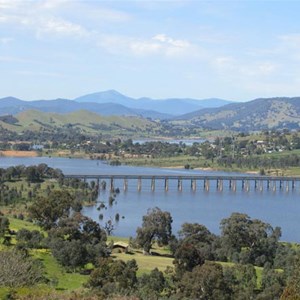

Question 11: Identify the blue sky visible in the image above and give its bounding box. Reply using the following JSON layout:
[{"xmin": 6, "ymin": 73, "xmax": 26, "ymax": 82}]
[{"xmin": 1, "ymin": 0, "xmax": 300, "ymax": 101}]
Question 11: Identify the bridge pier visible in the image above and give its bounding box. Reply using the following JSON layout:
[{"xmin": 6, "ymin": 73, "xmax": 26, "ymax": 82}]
[
  {"xmin": 165, "ymin": 178, "xmax": 169, "ymax": 191},
  {"xmin": 178, "ymin": 179, "xmax": 182, "ymax": 191},
  {"xmin": 280, "ymin": 180, "xmax": 283, "ymax": 190},
  {"xmin": 123, "ymin": 178, "xmax": 128, "ymax": 192},
  {"xmin": 204, "ymin": 179, "xmax": 210, "ymax": 191},
  {"xmin": 151, "ymin": 177, "xmax": 155, "ymax": 192},
  {"xmin": 138, "ymin": 177, "xmax": 142, "ymax": 192},
  {"xmin": 259, "ymin": 180, "xmax": 264, "ymax": 192},
  {"xmin": 286, "ymin": 181, "xmax": 289, "ymax": 192},
  {"xmin": 110, "ymin": 177, "xmax": 114, "ymax": 192},
  {"xmin": 245, "ymin": 180, "xmax": 249, "ymax": 192},
  {"xmin": 232, "ymin": 180, "xmax": 236, "ymax": 192},
  {"xmin": 273, "ymin": 181, "xmax": 276, "ymax": 192},
  {"xmin": 191, "ymin": 179, "xmax": 196, "ymax": 191},
  {"xmin": 216, "ymin": 179, "xmax": 223, "ymax": 191}
]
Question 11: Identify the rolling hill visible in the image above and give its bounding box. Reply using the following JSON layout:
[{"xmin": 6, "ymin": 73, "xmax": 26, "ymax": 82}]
[
  {"xmin": 0, "ymin": 97, "xmax": 170, "ymax": 119},
  {"xmin": 175, "ymin": 97, "xmax": 300, "ymax": 131},
  {"xmin": 0, "ymin": 110, "xmax": 162, "ymax": 137}
]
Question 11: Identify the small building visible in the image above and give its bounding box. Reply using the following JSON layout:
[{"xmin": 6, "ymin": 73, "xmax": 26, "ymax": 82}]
[{"xmin": 112, "ymin": 241, "xmax": 129, "ymax": 253}]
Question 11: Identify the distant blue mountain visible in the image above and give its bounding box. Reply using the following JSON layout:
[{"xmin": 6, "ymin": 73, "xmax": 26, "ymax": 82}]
[
  {"xmin": 75, "ymin": 90, "xmax": 232, "ymax": 115},
  {"xmin": 0, "ymin": 90, "xmax": 233, "ymax": 119}
]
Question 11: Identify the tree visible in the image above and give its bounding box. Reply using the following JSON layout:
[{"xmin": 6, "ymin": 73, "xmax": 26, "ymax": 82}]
[
  {"xmin": 173, "ymin": 223, "xmax": 216, "ymax": 276},
  {"xmin": 0, "ymin": 216, "xmax": 9, "ymax": 238},
  {"xmin": 16, "ymin": 229, "xmax": 44, "ymax": 249},
  {"xmin": 223, "ymin": 264, "xmax": 257, "ymax": 299},
  {"xmin": 178, "ymin": 262, "xmax": 232, "ymax": 300},
  {"xmin": 29, "ymin": 190, "xmax": 74, "ymax": 230},
  {"xmin": 220, "ymin": 213, "xmax": 281, "ymax": 265},
  {"xmin": 135, "ymin": 207, "xmax": 173, "ymax": 254},
  {"xmin": 50, "ymin": 239, "xmax": 88, "ymax": 271},
  {"xmin": 137, "ymin": 268, "xmax": 168, "ymax": 299},
  {"xmin": 48, "ymin": 214, "xmax": 109, "ymax": 268},
  {"xmin": 87, "ymin": 258, "xmax": 138, "ymax": 296},
  {"xmin": 0, "ymin": 249, "xmax": 44, "ymax": 287}
]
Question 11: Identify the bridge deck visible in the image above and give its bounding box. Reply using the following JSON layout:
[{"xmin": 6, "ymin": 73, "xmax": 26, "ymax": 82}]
[{"xmin": 64, "ymin": 174, "xmax": 300, "ymax": 181}]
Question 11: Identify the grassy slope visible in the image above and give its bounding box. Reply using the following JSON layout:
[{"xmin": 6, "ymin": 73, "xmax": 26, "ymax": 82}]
[{"xmin": 0, "ymin": 109, "xmax": 159, "ymax": 136}]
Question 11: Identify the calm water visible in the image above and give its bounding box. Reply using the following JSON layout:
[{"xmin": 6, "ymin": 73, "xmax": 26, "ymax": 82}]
[{"xmin": 0, "ymin": 156, "xmax": 299, "ymax": 242}]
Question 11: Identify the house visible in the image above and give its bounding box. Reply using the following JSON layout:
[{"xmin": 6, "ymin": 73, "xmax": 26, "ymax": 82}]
[{"xmin": 112, "ymin": 241, "xmax": 129, "ymax": 253}]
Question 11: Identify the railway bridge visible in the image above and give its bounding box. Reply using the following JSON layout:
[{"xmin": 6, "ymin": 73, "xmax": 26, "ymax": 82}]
[{"xmin": 64, "ymin": 174, "xmax": 300, "ymax": 193}]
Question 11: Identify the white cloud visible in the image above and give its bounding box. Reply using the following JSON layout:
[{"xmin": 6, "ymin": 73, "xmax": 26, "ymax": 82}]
[
  {"xmin": 99, "ymin": 33, "xmax": 195, "ymax": 58},
  {"xmin": 0, "ymin": 37, "xmax": 13, "ymax": 45},
  {"xmin": 279, "ymin": 33, "xmax": 300, "ymax": 47},
  {"xmin": 15, "ymin": 70, "xmax": 65, "ymax": 77},
  {"xmin": 36, "ymin": 18, "xmax": 89, "ymax": 38}
]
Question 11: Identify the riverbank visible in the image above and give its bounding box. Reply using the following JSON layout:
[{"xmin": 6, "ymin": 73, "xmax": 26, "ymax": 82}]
[
  {"xmin": 2, "ymin": 149, "xmax": 300, "ymax": 177},
  {"xmin": 0, "ymin": 150, "xmax": 39, "ymax": 157}
]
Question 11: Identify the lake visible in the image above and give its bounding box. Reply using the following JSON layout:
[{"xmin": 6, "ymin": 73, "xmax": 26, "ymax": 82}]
[{"xmin": 0, "ymin": 156, "xmax": 299, "ymax": 242}]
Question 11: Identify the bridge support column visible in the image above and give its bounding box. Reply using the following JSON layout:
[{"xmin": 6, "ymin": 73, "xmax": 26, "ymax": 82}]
[
  {"xmin": 259, "ymin": 180, "xmax": 263, "ymax": 192},
  {"xmin": 286, "ymin": 181, "xmax": 289, "ymax": 192},
  {"xmin": 273, "ymin": 181, "xmax": 276, "ymax": 192},
  {"xmin": 110, "ymin": 177, "xmax": 114, "ymax": 192},
  {"xmin": 267, "ymin": 180, "xmax": 270, "ymax": 190},
  {"xmin": 138, "ymin": 177, "xmax": 142, "ymax": 192},
  {"xmin": 280, "ymin": 180, "xmax": 283, "ymax": 190},
  {"xmin": 220, "ymin": 179, "xmax": 223, "ymax": 191},
  {"xmin": 232, "ymin": 180, "xmax": 236, "ymax": 192},
  {"xmin": 165, "ymin": 178, "xmax": 169, "ymax": 191},
  {"xmin": 229, "ymin": 180, "xmax": 232, "ymax": 189},
  {"xmin": 191, "ymin": 179, "xmax": 196, "ymax": 191},
  {"xmin": 123, "ymin": 178, "xmax": 128, "ymax": 192},
  {"xmin": 242, "ymin": 180, "xmax": 245, "ymax": 191},
  {"xmin": 245, "ymin": 180, "xmax": 249, "ymax": 192},
  {"xmin": 255, "ymin": 180, "xmax": 257, "ymax": 190},
  {"xmin": 178, "ymin": 179, "xmax": 182, "ymax": 192},
  {"xmin": 204, "ymin": 179, "xmax": 210, "ymax": 191},
  {"xmin": 151, "ymin": 177, "xmax": 155, "ymax": 192},
  {"xmin": 292, "ymin": 181, "xmax": 295, "ymax": 190}
]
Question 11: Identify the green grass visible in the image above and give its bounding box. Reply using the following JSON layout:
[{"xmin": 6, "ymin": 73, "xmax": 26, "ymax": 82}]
[
  {"xmin": 32, "ymin": 249, "xmax": 89, "ymax": 291},
  {"xmin": 112, "ymin": 251, "xmax": 174, "ymax": 275},
  {"xmin": 8, "ymin": 217, "xmax": 42, "ymax": 232}
]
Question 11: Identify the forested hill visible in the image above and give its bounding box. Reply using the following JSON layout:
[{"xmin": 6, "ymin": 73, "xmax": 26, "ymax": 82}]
[{"xmin": 174, "ymin": 97, "xmax": 300, "ymax": 131}]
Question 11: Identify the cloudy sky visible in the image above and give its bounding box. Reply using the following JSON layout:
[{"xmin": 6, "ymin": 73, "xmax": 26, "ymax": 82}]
[{"xmin": 0, "ymin": 0, "xmax": 300, "ymax": 101}]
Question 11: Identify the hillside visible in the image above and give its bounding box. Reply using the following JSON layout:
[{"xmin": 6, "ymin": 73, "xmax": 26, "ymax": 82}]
[
  {"xmin": 0, "ymin": 97, "xmax": 170, "ymax": 119},
  {"xmin": 175, "ymin": 97, "xmax": 300, "ymax": 131},
  {"xmin": 0, "ymin": 91, "xmax": 231, "ymax": 119},
  {"xmin": 0, "ymin": 110, "xmax": 162, "ymax": 137}
]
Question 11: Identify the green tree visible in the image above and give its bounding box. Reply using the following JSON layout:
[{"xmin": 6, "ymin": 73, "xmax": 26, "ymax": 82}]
[
  {"xmin": 135, "ymin": 207, "xmax": 173, "ymax": 254},
  {"xmin": 29, "ymin": 190, "xmax": 74, "ymax": 230},
  {"xmin": 137, "ymin": 268, "xmax": 168, "ymax": 300},
  {"xmin": 0, "ymin": 215, "xmax": 9, "ymax": 238},
  {"xmin": 87, "ymin": 258, "xmax": 138, "ymax": 296},
  {"xmin": 173, "ymin": 223, "xmax": 216, "ymax": 276},
  {"xmin": 220, "ymin": 213, "xmax": 281, "ymax": 265},
  {"xmin": 178, "ymin": 262, "xmax": 232, "ymax": 300}
]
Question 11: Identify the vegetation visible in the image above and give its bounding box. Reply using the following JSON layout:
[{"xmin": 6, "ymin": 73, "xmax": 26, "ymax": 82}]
[{"xmin": 1, "ymin": 187, "xmax": 299, "ymax": 300}]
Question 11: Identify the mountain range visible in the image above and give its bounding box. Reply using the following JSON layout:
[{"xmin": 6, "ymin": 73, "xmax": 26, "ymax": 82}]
[
  {"xmin": 0, "ymin": 90, "xmax": 232, "ymax": 118},
  {"xmin": 1, "ymin": 91, "xmax": 300, "ymax": 132},
  {"xmin": 175, "ymin": 97, "xmax": 300, "ymax": 131}
]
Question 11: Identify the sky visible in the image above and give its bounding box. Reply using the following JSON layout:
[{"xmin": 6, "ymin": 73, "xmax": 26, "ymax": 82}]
[{"xmin": 1, "ymin": 0, "xmax": 300, "ymax": 102}]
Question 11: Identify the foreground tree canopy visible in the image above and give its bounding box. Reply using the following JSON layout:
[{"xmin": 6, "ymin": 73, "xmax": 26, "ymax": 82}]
[{"xmin": 135, "ymin": 207, "xmax": 173, "ymax": 254}]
